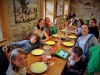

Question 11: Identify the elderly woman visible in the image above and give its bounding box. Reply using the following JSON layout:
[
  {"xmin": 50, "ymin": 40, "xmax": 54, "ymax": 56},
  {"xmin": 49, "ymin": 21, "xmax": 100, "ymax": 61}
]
[{"xmin": 74, "ymin": 25, "xmax": 100, "ymax": 62}]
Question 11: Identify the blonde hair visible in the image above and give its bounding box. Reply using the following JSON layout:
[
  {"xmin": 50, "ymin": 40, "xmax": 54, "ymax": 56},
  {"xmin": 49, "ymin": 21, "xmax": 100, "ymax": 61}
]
[{"xmin": 10, "ymin": 48, "xmax": 27, "ymax": 72}]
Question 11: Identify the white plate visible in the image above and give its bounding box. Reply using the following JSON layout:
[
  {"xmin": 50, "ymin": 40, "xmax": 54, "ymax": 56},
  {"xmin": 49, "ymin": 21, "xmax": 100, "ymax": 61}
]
[
  {"xmin": 43, "ymin": 45, "xmax": 51, "ymax": 50},
  {"xmin": 68, "ymin": 35, "xmax": 77, "ymax": 39},
  {"xmin": 62, "ymin": 42, "xmax": 74, "ymax": 46},
  {"xmin": 30, "ymin": 62, "xmax": 47, "ymax": 73},
  {"xmin": 52, "ymin": 34, "xmax": 58, "ymax": 37},
  {"xmin": 31, "ymin": 49, "xmax": 44, "ymax": 55},
  {"xmin": 45, "ymin": 41, "xmax": 55, "ymax": 45},
  {"xmin": 61, "ymin": 30, "xmax": 66, "ymax": 32}
]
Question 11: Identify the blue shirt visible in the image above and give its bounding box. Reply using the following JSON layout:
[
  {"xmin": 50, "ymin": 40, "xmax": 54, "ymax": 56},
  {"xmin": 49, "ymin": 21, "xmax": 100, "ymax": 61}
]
[{"xmin": 8, "ymin": 40, "xmax": 43, "ymax": 54}]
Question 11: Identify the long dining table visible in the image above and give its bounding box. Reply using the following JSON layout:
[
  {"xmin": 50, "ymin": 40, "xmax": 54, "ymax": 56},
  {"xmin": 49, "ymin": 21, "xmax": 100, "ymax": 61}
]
[{"xmin": 26, "ymin": 32, "xmax": 76, "ymax": 75}]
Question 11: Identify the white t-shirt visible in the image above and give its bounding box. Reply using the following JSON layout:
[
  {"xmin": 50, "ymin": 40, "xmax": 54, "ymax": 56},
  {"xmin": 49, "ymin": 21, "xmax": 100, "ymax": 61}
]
[
  {"xmin": 6, "ymin": 64, "xmax": 26, "ymax": 75},
  {"xmin": 79, "ymin": 34, "xmax": 91, "ymax": 52},
  {"xmin": 33, "ymin": 27, "xmax": 45, "ymax": 39},
  {"xmin": 74, "ymin": 27, "xmax": 81, "ymax": 35}
]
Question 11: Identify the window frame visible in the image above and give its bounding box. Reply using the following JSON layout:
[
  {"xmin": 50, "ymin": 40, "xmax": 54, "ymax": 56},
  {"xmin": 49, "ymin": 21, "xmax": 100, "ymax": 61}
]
[
  {"xmin": 0, "ymin": 0, "xmax": 10, "ymax": 42},
  {"xmin": 40, "ymin": 0, "xmax": 56, "ymax": 23}
]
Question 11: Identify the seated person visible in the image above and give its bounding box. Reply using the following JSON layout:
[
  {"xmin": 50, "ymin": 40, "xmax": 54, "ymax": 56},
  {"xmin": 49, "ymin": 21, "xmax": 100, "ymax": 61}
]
[
  {"xmin": 69, "ymin": 17, "xmax": 77, "ymax": 26},
  {"xmin": 88, "ymin": 46, "xmax": 100, "ymax": 75},
  {"xmin": 63, "ymin": 46, "xmax": 86, "ymax": 75},
  {"xmin": 53, "ymin": 18, "xmax": 60, "ymax": 32},
  {"xmin": 88, "ymin": 18, "xmax": 99, "ymax": 39},
  {"xmin": 66, "ymin": 12, "xmax": 76, "ymax": 21},
  {"xmin": 6, "ymin": 48, "xmax": 27, "ymax": 75},
  {"xmin": 86, "ymin": 13, "xmax": 94, "ymax": 22},
  {"xmin": 33, "ymin": 19, "xmax": 49, "ymax": 42},
  {"xmin": 44, "ymin": 17, "xmax": 56, "ymax": 37},
  {"xmin": 64, "ymin": 21, "xmax": 70, "ymax": 30},
  {"xmin": 74, "ymin": 19, "xmax": 83, "ymax": 36},
  {"xmin": 69, "ymin": 17, "xmax": 77, "ymax": 29},
  {"xmin": 65, "ymin": 21, "xmax": 70, "ymax": 27},
  {"xmin": 84, "ymin": 13, "xmax": 94, "ymax": 24},
  {"xmin": 3, "ymin": 34, "xmax": 44, "ymax": 54},
  {"xmin": 74, "ymin": 25, "xmax": 100, "ymax": 62}
]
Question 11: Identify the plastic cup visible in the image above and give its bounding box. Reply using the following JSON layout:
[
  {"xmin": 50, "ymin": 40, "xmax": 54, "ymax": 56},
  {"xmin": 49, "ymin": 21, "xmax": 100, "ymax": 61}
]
[{"xmin": 38, "ymin": 56, "xmax": 43, "ymax": 62}]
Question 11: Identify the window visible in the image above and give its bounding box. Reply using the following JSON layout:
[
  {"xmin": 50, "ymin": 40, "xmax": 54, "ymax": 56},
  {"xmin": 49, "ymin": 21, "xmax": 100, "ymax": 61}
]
[
  {"xmin": 40, "ymin": 0, "xmax": 56, "ymax": 23},
  {"xmin": 63, "ymin": 1, "xmax": 70, "ymax": 19},
  {"xmin": 0, "ymin": 0, "xmax": 10, "ymax": 42}
]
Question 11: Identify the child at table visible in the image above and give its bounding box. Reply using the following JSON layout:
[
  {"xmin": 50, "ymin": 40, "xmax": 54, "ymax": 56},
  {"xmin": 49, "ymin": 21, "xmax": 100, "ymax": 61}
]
[
  {"xmin": 63, "ymin": 46, "xmax": 86, "ymax": 75},
  {"xmin": 3, "ymin": 34, "xmax": 44, "ymax": 54},
  {"xmin": 6, "ymin": 48, "xmax": 27, "ymax": 75}
]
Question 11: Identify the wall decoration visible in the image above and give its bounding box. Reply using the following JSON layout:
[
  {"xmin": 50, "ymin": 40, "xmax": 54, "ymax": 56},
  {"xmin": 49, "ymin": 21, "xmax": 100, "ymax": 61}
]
[
  {"xmin": 13, "ymin": 0, "xmax": 37, "ymax": 23},
  {"xmin": 77, "ymin": 0, "xmax": 96, "ymax": 8},
  {"xmin": 56, "ymin": 2, "xmax": 63, "ymax": 16}
]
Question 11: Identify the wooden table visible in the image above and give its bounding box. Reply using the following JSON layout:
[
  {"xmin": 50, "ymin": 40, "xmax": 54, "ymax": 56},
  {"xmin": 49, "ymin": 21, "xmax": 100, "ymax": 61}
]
[{"xmin": 26, "ymin": 33, "xmax": 76, "ymax": 75}]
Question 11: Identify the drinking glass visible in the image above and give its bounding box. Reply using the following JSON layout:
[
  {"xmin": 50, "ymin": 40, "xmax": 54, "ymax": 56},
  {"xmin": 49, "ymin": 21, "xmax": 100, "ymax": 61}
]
[{"xmin": 58, "ymin": 32, "xmax": 61, "ymax": 44}]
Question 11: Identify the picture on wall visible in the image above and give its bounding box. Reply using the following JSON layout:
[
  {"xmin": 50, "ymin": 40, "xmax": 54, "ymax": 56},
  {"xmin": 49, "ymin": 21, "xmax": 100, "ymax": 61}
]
[
  {"xmin": 77, "ymin": 0, "xmax": 96, "ymax": 8},
  {"xmin": 13, "ymin": 0, "xmax": 37, "ymax": 23},
  {"xmin": 56, "ymin": 2, "xmax": 63, "ymax": 16}
]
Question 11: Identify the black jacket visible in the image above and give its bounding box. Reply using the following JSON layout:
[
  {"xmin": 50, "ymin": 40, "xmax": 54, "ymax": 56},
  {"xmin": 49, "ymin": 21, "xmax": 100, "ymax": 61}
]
[
  {"xmin": 63, "ymin": 59, "xmax": 86, "ymax": 75},
  {"xmin": 89, "ymin": 26, "xmax": 99, "ymax": 39},
  {"xmin": 0, "ymin": 46, "xmax": 9, "ymax": 75}
]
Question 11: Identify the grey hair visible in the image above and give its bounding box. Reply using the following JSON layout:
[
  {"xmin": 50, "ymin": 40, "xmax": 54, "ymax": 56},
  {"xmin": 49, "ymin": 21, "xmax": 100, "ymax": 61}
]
[
  {"xmin": 54, "ymin": 18, "xmax": 60, "ymax": 24},
  {"xmin": 44, "ymin": 17, "xmax": 49, "ymax": 20}
]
